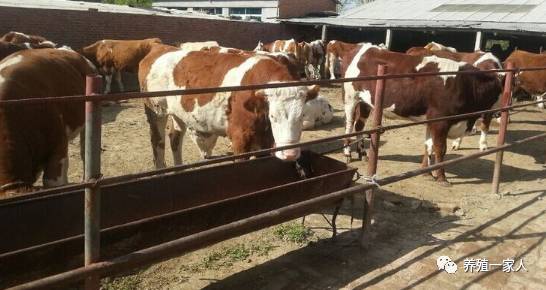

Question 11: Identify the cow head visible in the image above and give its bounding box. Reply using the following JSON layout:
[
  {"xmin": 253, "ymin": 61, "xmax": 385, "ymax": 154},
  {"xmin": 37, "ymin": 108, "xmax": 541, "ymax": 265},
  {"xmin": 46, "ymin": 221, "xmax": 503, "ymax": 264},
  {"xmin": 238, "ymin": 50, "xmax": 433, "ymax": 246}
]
[
  {"xmin": 254, "ymin": 85, "xmax": 320, "ymax": 161},
  {"xmin": 254, "ymin": 41, "xmax": 264, "ymax": 51}
]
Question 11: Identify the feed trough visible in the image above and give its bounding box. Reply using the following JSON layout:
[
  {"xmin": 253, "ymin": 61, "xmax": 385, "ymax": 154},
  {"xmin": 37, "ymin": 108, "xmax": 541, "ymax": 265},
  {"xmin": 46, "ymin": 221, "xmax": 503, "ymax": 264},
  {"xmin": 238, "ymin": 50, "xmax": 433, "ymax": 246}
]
[{"xmin": 0, "ymin": 151, "xmax": 357, "ymax": 287}]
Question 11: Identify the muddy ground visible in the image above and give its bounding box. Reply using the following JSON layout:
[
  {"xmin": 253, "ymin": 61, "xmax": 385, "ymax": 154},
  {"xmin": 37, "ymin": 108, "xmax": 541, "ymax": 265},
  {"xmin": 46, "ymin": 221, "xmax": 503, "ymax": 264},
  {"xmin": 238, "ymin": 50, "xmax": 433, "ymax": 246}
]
[{"xmin": 64, "ymin": 86, "xmax": 545, "ymax": 290}]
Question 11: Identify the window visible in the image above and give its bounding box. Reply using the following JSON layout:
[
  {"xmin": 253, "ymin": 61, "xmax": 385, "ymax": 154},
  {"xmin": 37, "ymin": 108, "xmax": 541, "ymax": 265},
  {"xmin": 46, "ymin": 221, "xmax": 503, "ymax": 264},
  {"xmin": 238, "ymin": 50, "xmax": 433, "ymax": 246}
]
[
  {"xmin": 229, "ymin": 7, "xmax": 262, "ymax": 15},
  {"xmin": 194, "ymin": 7, "xmax": 223, "ymax": 15}
]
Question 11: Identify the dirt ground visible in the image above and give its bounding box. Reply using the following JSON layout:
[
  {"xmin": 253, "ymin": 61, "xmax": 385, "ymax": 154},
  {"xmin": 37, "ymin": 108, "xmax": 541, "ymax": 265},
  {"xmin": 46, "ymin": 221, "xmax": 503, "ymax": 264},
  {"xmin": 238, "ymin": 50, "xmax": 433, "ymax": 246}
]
[{"xmin": 65, "ymin": 86, "xmax": 546, "ymax": 290}]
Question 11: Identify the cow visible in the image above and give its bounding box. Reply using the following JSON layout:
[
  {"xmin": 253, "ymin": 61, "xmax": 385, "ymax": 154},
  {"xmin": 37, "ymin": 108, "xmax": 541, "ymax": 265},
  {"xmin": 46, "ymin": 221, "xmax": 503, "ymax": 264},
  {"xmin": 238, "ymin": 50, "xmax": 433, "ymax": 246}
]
[
  {"xmin": 179, "ymin": 41, "xmax": 220, "ymax": 51},
  {"xmin": 424, "ymin": 41, "xmax": 458, "ymax": 53},
  {"xmin": 0, "ymin": 48, "xmax": 97, "ymax": 197},
  {"xmin": 505, "ymin": 50, "xmax": 546, "ymax": 109},
  {"xmin": 81, "ymin": 38, "xmax": 162, "ymax": 94},
  {"xmin": 343, "ymin": 44, "xmax": 502, "ymax": 185},
  {"xmin": 0, "ymin": 31, "xmax": 56, "ymax": 49},
  {"xmin": 255, "ymin": 39, "xmax": 305, "ymax": 69},
  {"xmin": 325, "ymin": 40, "xmax": 361, "ymax": 80},
  {"xmin": 300, "ymin": 40, "xmax": 326, "ymax": 80},
  {"xmin": 0, "ymin": 41, "xmax": 27, "ymax": 60},
  {"xmin": 139, "ymin": 44, "xmax": 320, "ymax": 169},
  {"xmin": 302, "ymin": 95, "xmax": 334, "ymax": 130},
  {"xmin": 406, "ymin": 47, "xmax": 504, "ymax": 151}
]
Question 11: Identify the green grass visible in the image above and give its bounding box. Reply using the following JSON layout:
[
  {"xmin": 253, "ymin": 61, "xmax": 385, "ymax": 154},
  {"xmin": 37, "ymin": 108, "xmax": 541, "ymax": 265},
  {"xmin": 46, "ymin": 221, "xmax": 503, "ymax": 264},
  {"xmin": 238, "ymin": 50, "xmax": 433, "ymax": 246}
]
[
  {"xmin": 274, "ymin": 222, "xmax": 313, "ymax": 244},
  {"xmin": 182, "ymin": 242, "xmax": 276, "ymax": 272}
]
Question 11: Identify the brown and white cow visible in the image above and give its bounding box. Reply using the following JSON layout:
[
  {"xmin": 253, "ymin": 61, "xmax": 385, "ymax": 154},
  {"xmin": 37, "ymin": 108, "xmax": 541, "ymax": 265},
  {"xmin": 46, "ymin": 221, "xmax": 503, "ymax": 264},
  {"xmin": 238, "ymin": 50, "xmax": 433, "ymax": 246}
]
[
  {"xmin": 325, "ymin": 40, "xmax": 361, "ymax": 80},
  {"xmin": 81, "ymin": 38, "xmax": 161, "ymax": 93},
  {"xmin": 343, "ymin": 44, "xmax": 502, "ymax": 185},
  {"xmin": 300, "ymin": 40, "xmax": 326, "ymax": 80},
  {"xmin": 255, "ymin": 39, "xmax": 305, "ymax": 67},
  {"xmin": 179, "ymin": 41, "xmax": 220, "ymax": 51},
  {"xmin": 406, "ymin": 47, "xmax": 504, "ymax": 151},
  {"xmin": 140, "ymin": 44, "xmax": 319, "ymax": 169},
  {"xmin": 424, "ymin": 41, "xmax": 457, "ymax": 53},
  {"xmin": 0, "ymin": 31, "xmax": 57, "ymax": 49},
  {"xmin": 505, "ymin": 50, "xmax": 546, "ymax": 109},
  {"xmin": 0, "ymin": 41, "xmax": 26, "ymax": 60},
  {"xmin": 0, "ymin": 48, "xmax": 96, "ymax": 196}
]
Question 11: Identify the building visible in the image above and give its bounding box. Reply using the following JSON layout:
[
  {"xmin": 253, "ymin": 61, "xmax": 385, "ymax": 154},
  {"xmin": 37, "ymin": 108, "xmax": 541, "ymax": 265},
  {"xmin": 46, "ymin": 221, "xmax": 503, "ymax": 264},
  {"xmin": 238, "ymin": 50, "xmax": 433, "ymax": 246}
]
[
  {"xmin": 153, "ymin": 0, "xmax": 338, "ymax": 21},
  {"xmin": 284, "ymin": 0, "xmax": 546, "ymax": 59}
]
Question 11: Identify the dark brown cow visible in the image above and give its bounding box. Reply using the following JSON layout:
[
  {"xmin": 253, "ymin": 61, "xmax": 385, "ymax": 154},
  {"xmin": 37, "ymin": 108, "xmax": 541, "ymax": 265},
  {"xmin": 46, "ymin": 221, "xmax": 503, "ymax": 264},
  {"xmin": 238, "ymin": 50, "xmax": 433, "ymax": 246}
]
[
  {"xmin": 139, "ymin": 44, "xmax": 319, "ymax": 169},
  {"xmin": 343, "ymin": 44, "xmax": 502, "ymax": 185},
  {"xmin": 505, "ymin": 50, "xmax": 546, "ymax": 109},
  {"xmin": 0, "ymin": 31, "xmax": 56, "ymax": 48},
  {"xmin": 406, "ymin": 46, "xmax": 504, "ymax": 151},
  {"xmin": 325, "ymin": 40, "xmax": 361, "ymax": 80},
  {"xmin": 0, "ymin": 41, "xmax": 26, "ymax": 60},
  {"xmin": 81, "ymin": 38, "xmax": 161, "ymax": 93},
  {"xmin": 0, "ymin": 48, "xmax": 97, "ymax": 197}
]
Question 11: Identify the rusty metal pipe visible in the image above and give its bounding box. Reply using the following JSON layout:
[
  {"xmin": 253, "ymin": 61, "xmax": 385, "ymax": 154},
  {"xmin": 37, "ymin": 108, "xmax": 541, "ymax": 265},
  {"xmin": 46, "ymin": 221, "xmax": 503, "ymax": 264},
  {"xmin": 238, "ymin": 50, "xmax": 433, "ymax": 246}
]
[
  {"xmin": 84, "ymin": 75, "xmax": 103, "ymax": 290},
  {"xmin": 362, "ymin": 64, "xmax": 386, "ymax": 245},
  {"xmin": 1, "ymin": 97, "xmax": 544, "ymax": 205},
  {"xmin": 491, "ymin": 62, "xmax": 514, "ymax": 195},
  {"xmin": 8, "ymin": 132, "xmax": 546, "ymax": 290},
  {"xmin": 1, "ymin": 66, "xmax": 546, "ymax": 106}
]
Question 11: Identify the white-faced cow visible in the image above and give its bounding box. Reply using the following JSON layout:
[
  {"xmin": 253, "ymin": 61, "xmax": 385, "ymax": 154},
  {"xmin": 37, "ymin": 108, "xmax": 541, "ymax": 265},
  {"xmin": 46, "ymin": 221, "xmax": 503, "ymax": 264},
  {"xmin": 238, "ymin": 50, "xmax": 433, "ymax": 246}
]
[
  {"xmin": 302, "ymin": 95, "xmax": 334, "ymax": 130},
  {"xmin": 139, "ymin": 44, "xmax": 319, "ymax": 168},
  {"xmin": 343, "ymin": 44, "xmax": 502, "ymax": 185},
  {"xmin": 505, "ymin": 50, "xmax": 546, "ymax": 109},
  {"xmin": 81, "ymin": 38, "xmax": 161, "ymax": 93},
  {"xmin": 325, "ymin": 40, "xmax": 361, "ymax": 80},
  {"xmin": 406, "ymin": 46, "xmax": 504, "ymax": 151},
  {"xmin": 0, "ymin": 31, "xmax": 57, "ymax": 49},
  {"xmin": 0, "ymin": 48, "xmax": 96, "ymax": 197}
]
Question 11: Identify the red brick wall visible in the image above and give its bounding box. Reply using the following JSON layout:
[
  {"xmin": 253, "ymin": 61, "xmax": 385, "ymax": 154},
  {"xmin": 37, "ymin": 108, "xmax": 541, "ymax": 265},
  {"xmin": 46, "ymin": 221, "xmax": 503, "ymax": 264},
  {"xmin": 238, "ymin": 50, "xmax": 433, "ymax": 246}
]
[
  {"xmin": 0, "ymin": 6, "xmax": 306, "ymax": 50},
  {"xmin": 278, "ymin": 0, "xmax": 337, "ymax": 19}
]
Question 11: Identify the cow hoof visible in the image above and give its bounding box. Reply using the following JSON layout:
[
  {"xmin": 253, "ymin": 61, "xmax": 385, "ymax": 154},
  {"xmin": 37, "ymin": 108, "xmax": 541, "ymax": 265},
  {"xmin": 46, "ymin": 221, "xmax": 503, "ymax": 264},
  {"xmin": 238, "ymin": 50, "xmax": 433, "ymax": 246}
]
[
  {"xmin": 438, "ymin": 180, "xmax": 452, "ymax": 187},
  {"xmin": 479, "ymin": 145, "xmax": 488, "ymax": 152},
  {"xmin": 451, "ymin": 145, "xmax": 460, "ymax": 151}
]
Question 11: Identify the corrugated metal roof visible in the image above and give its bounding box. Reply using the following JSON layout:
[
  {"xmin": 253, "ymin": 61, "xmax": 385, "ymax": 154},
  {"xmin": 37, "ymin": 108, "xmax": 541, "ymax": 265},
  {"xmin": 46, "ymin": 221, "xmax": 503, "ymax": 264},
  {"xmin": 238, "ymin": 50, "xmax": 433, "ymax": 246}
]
[
  {"xmin": 283, "ymin": 0, "xmax": 546, "ymax": 34},
  {"xmin": 0, "ymin": 0, "xmax": 224, "ymax": 19}
]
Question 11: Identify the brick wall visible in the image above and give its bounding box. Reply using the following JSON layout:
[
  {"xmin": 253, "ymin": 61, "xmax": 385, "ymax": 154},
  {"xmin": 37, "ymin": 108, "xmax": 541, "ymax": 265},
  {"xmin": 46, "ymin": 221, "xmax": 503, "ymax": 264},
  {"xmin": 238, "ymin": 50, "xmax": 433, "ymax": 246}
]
[
  {"xmin": 0, "ymin": 6, "xmax": 307, "ymax": 50},
  {"xmin": 278, "ymin": 0, "xmax": 337, "ymax": 19}
]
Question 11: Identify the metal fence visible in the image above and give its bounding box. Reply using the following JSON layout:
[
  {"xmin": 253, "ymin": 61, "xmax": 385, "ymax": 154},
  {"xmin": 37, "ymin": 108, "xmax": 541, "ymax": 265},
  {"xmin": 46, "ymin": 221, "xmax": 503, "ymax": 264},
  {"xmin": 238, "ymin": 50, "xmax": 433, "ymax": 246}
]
[{"xmin": 2, "ymin": 63, "xmax": 546, "ymax": 290}]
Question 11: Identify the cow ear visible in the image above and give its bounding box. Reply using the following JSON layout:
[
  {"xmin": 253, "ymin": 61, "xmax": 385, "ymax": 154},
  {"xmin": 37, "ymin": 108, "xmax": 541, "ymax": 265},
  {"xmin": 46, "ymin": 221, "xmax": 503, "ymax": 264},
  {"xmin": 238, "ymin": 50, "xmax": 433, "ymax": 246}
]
[
  {"xmin": 306, "ymin": 85, "xmax": 320, "ymax": 102},
  {"xmin": 245, "ymin": 92, "xmax": 267, "ymax": 115}
]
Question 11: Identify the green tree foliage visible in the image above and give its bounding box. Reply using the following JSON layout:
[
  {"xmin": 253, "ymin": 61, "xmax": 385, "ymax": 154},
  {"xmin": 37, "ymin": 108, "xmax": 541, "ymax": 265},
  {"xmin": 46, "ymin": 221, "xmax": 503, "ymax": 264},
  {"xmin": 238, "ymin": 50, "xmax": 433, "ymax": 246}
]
[{"xmin": 102, "ymin": 0, "xmax": 152, "ymax": 8}]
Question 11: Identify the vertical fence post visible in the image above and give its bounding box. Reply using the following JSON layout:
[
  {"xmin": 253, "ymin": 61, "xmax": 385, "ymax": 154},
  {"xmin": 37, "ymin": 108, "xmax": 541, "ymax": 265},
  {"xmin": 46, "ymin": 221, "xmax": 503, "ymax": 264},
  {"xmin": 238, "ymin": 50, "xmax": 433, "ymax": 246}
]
[
  {"xmin": 384, "ymin": 29, "xmax": 392, "ymax": 49},
  {"xmin": 84, "ymin": 75, "xmax": 103, "ymax": 290},
  {"xmin": 474, "ymin": 31, "xmax": 483, "ymax": 51},
  {"xmin": 491, "ymin": 62, "xmax": 513, "ymax": 195},
  {"xmin": 361, "ymin": 64, "xmax": 386, "ymax": 247}
]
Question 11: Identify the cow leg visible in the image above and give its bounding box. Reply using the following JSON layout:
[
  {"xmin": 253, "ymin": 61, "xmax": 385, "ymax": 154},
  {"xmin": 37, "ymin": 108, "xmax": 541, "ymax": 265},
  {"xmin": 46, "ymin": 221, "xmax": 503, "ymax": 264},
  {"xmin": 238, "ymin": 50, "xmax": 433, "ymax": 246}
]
[
  {"xmin": 43, "ymin": 141, "xmax": 69, "ymax": 188},
  {"xmin": 115, "ymin": 70, "xmax": 125, "ymax": 93},
  {"xmin": 104, "ymin": 73, "xmax": 113, "ymax": 94},
  {"xmin": 421, "ymin": 126, "xmax": 435, "ymax": 180},
  {"xmin": 189, "ymin": 129, "xmax": 218, "ymax": 159},
  {"xmin": 430, "ymin": 123, "xmax": 450, "ymax": 186},
  {"xmin": 479, "ymin": 113, "xmax": 493, "ymax": 151},
  {"xmin": 144, "ymin": 105, "xmax": 168, "ymax": 169},
  {"xmin": 537, "ymin": 93, "xmax": 545, "ymax": 109},
  {"xmin": 343, "ymin": 100, "xmax": 358, "ymax": 162},
  {"xmin": 168, "ymin": 117, "xmax": 186, "ymax": 166},
  {"xmin": 328, "ymin": 53, "xmax": 336, "ymax": 80},
  {"xmin": 451, "ymin": 137, "xmax": 462, "ymax": 150},
  {"xmin": 355, "ymin": 103, "xmax": 371, "ymax": 161}
]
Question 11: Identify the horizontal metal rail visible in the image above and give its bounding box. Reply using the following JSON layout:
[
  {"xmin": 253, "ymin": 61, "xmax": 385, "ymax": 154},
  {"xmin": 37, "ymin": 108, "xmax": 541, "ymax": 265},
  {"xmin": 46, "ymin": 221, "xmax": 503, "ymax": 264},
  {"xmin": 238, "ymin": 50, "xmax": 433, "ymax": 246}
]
[
  {"xmin": 8, "ymin": 131, "xmax": 546, "ymax": 290},
  {"xmin": 0, "ymin": 66, "xmax": 545, "ymax": 105},
  {"xmin": 1, "ymin": 98, "xmax": 544, "ymax": 206}
]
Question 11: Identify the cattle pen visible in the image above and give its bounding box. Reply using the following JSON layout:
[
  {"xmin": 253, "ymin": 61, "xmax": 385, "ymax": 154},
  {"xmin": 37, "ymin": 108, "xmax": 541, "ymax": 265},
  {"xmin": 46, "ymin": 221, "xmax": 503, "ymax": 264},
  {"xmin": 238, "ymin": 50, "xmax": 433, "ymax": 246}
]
[{"xmin": 1, "ymin": 64, "xmax": 545, "ymax": 290}]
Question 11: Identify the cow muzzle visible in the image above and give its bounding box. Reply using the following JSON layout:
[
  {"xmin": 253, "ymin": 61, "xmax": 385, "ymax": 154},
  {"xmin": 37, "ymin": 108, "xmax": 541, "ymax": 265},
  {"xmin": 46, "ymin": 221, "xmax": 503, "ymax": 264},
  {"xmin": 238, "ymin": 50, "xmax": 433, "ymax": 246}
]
[{"xmin": 274, "ymin": 143, "xmax": 301, "ymax": 161}]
